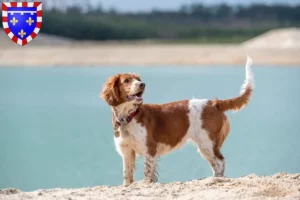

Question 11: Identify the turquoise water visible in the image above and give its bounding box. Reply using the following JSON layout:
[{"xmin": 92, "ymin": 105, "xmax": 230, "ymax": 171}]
[{"xmin": 0, "ymin": 66, "xmax": 300, "ymax": 192}]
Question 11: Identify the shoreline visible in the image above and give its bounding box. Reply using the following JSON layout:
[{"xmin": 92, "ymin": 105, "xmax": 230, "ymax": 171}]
[
  {"xmin": 1, "ymin": 44, "xmax": 300, "ymax": 67},
  {"xmin": 1, "ymin": 173, "xmax": 300, "ymax": 200}
]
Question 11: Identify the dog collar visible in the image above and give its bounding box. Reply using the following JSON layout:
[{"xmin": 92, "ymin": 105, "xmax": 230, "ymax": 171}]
[{"xmin": 115, "ymin": 109, "xmax": 139, "ymax": 127}]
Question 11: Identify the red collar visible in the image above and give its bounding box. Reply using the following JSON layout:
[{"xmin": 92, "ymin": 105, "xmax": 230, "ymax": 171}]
[{"xmin": 115, "ymin": 109, "xmax": 139, "ymax": 127}]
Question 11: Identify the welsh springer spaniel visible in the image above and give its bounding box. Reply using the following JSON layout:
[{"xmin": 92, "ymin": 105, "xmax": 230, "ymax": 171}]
[{"xmin": 101, "ymin": 57, "xmax": 254, "ymax": 186}]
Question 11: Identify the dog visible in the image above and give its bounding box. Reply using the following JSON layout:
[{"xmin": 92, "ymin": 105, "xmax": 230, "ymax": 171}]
[{"xmin": 100, "ymin": 56, "xmax": 254, "ymax": 186}]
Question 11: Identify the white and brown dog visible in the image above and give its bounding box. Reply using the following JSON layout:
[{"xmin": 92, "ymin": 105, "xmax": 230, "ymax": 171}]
[{"xmin": 101, "ymin": 57, "xmax": 254, "ymax": 186}]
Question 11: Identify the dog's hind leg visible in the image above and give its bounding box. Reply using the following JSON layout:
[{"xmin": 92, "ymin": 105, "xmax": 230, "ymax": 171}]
[
  {"xmin": 192, "ymin": 130, "xmax": 226, "ymax": 177},
  {"xmin": 210, "ymin": 148, "xmax": 226, "ymax": 177}
]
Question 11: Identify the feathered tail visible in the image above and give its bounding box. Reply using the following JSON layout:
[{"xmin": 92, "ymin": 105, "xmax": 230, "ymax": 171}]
[{"xmin": 213, "ymin": 56, "xmax": 254, "ymax": 112}]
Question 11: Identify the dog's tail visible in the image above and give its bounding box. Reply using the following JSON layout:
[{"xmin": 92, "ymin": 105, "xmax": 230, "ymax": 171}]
[{"xmin": 213, "ymin": 56, "xmax": 254, "ymax": 112}]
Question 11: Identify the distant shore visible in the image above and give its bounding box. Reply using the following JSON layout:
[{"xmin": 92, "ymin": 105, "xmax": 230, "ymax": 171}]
[
  {"xmin": 1, "ymin": 43, "xmax": 300, "ymax": 67},
  {"xmin": 1, "ymin": 28, "xmax": 300, "ymax": 67},
  {"xmin": 1, "ymin": 173, "xmax": 300, "ymax": 200}
]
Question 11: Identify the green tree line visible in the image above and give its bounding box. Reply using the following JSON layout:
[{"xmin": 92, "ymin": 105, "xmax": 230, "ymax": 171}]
[{"xmin": 4, "ymin": 3, "xmax": 300, "ymax": 43}]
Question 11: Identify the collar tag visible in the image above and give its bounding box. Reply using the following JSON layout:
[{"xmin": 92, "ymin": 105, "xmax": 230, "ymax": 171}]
[{"xmin": 115, "ymin": 109, "xmax": 138, "ymax": 127}]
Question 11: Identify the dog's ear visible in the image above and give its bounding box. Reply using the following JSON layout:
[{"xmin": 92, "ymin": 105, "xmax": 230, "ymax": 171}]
[{"xmin": 101, "ymin": 74, "xmax": 121, "ymax": 106}]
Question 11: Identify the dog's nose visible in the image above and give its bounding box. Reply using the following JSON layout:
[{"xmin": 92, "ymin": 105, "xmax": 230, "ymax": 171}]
[{"xmin": 139, "ymin": 82, "xmax": 145, "ymax": 89}]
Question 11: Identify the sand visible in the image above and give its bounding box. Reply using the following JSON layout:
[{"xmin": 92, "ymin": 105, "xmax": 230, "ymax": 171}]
[
  {"xmin": 242, "ymin": 28, "xmax": 300, "ymax": 49},
  {"xmin": 1, "ymin": 173, "xmax": 300, "ymax": 200},
  {"xmin": 1, "ymin": 28, "xmax": 300, "ymax": 66},
  {"xmin": 1, "ymin": 44, "xmax": 300, "ymax": 66}
]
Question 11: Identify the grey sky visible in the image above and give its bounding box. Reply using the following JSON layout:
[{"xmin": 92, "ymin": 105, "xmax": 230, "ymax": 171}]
[
  {"xmin": 95, "ymin": 0, "xmax": 299, "ymax": 12},
  {"xmin": 45, "ymin": 0, "xmax": 300, "ymax": 11}
]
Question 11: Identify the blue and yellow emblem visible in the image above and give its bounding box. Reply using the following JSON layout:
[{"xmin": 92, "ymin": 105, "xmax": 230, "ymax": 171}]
[{"xmin": 2, "ymin": 2, "xmax": 42, "ymax": 46}]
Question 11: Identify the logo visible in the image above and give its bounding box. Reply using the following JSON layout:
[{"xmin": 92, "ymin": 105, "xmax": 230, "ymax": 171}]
[{"xmin": 2, "ymin": 2, "xmax": 42, "ymax": 46}]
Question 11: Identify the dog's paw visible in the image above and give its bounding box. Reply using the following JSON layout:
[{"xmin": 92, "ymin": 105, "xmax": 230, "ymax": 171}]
[
  {"xmin": 213, "ymin": 173, "xmax": 225, "ymax": 178},
  {"xmin": 142, "ymin": 178, "xmax": 156, "ymax": 185},
  {"xmin": 123, "ymin": 182, "xmax": 131, "ymax": 187},
  {"xmin": 123, "ymin": 180, "xmax": 133, "ymax": 187}
]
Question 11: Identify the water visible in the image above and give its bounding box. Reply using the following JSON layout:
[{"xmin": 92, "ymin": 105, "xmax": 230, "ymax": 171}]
[{"xmin": 0, "ymin": 66, "xmax": 300, "ymax": 192}]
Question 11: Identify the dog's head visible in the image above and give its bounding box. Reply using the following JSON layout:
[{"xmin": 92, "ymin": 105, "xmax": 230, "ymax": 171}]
[{"xmin": 101, "ymin": 73, "xmax": 145, "ymax": 107}]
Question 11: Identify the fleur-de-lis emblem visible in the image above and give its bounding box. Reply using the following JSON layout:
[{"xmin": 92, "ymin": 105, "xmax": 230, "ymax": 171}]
[
  {"xmin": 18, "ymin": 29, "xmax": 26, "ymax": 38},
  {"xmin": 26, "ymin": 17, "xmax": 34, "ymax": 26},
  {"xmin": 10, "ymin": 17, "xmax": 18, "ymax": 26}
]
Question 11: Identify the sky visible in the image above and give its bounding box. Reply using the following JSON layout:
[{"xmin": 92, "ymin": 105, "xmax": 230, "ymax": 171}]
[
  {"xmin": 45, "ymin": 0, "xmax": 300, "ymax": 12},
  {"xmin": 95, "ymin": 0, "xmax": 300, "ymax": 12}
]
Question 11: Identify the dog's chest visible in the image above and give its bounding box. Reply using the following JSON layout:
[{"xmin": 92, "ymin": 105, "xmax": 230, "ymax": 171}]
[{"xmin": 114, "ymin": 119, "xmax": 147, "ymax": 155}]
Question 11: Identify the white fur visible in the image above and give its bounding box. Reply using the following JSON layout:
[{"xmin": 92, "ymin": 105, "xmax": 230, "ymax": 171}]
[
  {"xmin": 186, "ymin": 99, "xmax": 215, "ymax": 161},
  {"xmin": 186, "ymin": 99, "xmax": 209, "ymax": 140},
  {"xmin": 130, "ymin": 79, "xmax": 142, "ymax": 94},
  {"xmin": 113, "ymin": 101, "xmax": 137, "ymax": 121},
  {"xmin": 186, "ymin": 99, "xmax": 225, "ymax": 176},
  {"xmin": 240, "ymin": 55, "xmax": 254, "ymax": 94},
  {"xmin": 114, "ymin": 118, "xmax": 147, "ymax": 156}
]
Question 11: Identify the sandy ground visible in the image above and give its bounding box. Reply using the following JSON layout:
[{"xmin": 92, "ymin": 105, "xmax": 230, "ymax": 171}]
[
  {"xmin": 1, "ymin": 28, "xmax": 300, "ymax": 67},
  {"xmin": 1, "ymin": 44, "xmax": 300, "ymax": 66},
  {"xmin": 1, "ymin": 173, "xmax": 300, "ymax": 200},
  {"xmin": 243, "ymin": 28, "xmax": 300, "ymax": 49}
]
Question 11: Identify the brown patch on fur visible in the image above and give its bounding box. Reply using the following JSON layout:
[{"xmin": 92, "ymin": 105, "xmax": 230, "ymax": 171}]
[
  {"xmin": 212, "ymin": 85, "xmax": 253, "ymax": 112},
  {"xmin": 202, "ymin": 79, "xmax": 252, "ymax": 160},
  {"xmin": 101, "ymin": 74, "xmax": 121, "ymax": 106},
  {"xmin": 135, "ymin": 100, "xmax": 190, "ymax": 156},
  {"xmin": 201, "ymin": 100, "xmax": 230, "ymax": 160}
]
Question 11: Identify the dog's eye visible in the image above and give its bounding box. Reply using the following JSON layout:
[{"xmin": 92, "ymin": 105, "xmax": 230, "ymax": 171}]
[{"xmin": 124, "ymin": 79, "xmax": 129, "ymax": 83}]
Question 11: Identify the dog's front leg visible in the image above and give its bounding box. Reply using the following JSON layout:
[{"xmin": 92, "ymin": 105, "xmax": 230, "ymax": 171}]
[
  {"xmin": 144, "ymin": 154, "xmax": 157, "ymax": 183},
  {"xmin": 120, "ymin": 146, "xmax": 136, "ymax": 186}
]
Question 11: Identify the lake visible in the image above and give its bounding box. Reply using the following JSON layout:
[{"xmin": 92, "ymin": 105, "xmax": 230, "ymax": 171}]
[{"xmin": 0, "ymin": 66, "xmax": 299, "ymax": 192}]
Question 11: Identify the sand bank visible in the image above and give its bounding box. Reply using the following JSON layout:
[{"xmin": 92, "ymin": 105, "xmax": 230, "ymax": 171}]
[
  {"xmin": 1, "ymin": 173, "xmax": 300, "ymax": 200},
  {"xmin": 1, "ymin": 28, "xmax": 300, "ymax": 66},
  {"xmin": 242, "ymin": 28, "xmax": 300, "ymax": 49},
  {"xmin": 1, "ymin": 44, "xmax": 300, "ymax": 67}
]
